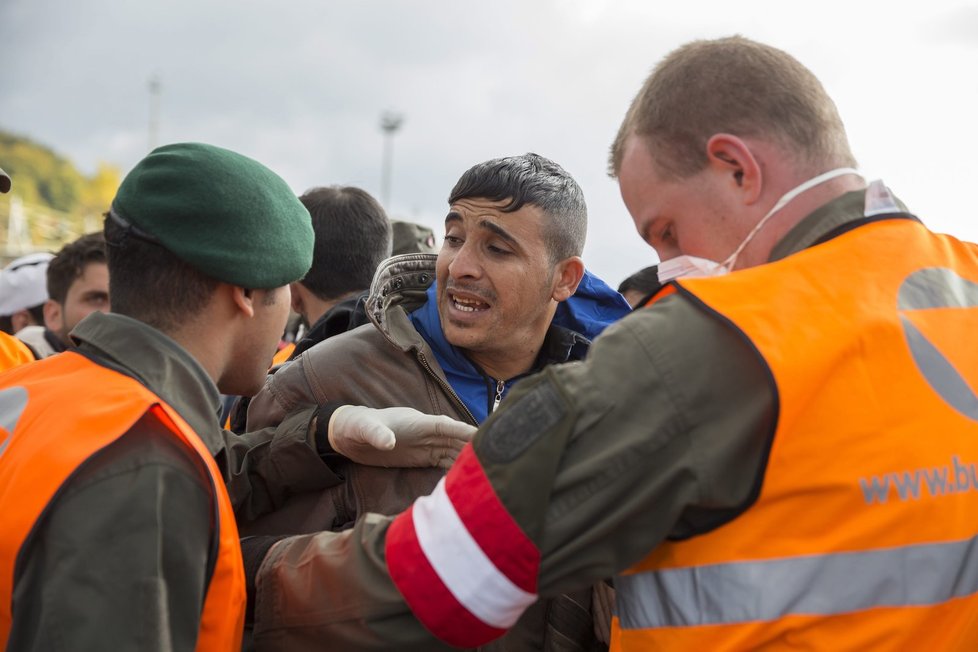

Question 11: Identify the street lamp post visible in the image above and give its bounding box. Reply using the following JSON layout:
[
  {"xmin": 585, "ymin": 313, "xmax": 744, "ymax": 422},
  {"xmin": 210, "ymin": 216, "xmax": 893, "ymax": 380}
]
[
  {"xmin": 380, "ymin": 111, "xmax": 404, "ymax": 209},
  {"xmin": 148, "ymin": 75, "xmax": 161, "ymax": 152}
]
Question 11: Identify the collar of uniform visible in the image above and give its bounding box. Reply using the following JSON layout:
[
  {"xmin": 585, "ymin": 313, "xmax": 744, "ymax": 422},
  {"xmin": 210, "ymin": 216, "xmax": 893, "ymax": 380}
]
[
  {"xmin": 71, "ymin": 311, "xmax": 224, "ymax": 455},
  {"xmin": 769, "ymin": 187, "xmax": 909, "ymax": 263},
  {"xmin": 291, "ymin": 294, "xmax": 365, "ymax": 359},
  {"xmin": 538, "ymin": 324, "xmax": 591, "ymax": 366},
  {"xmin": 364, "ymin": 253, "xmax": 437, "ymax": 334}
]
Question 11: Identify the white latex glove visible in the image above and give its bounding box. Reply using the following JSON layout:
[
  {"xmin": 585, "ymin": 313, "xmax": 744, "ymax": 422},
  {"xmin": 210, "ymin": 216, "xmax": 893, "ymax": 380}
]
[{"xmin": 327, "ymin": 405, "xmax": 477, "ymax": 469}]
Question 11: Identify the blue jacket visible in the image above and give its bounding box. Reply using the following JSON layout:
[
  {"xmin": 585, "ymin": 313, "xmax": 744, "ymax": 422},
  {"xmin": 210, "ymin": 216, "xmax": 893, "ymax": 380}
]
[{"xmin": 409, "ymin": 270, "xmax": 630, "ymax": 423}]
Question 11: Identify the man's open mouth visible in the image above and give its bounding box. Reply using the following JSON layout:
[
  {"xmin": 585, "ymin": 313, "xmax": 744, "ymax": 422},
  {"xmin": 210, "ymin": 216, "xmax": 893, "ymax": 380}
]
[{"xmin": 450, "ymin": 293, "xmax": 490, "ymax": 312}]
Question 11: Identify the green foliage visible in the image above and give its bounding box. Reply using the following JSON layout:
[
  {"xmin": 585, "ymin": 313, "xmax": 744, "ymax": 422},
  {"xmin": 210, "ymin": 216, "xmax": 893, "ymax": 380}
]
[
  {"xmin": 0, "ymin": 129, "xmax": 119, "ymax": 214},
  {"xmin": 79, "ymin": 162, "xmax": 122, "ymax": 217},
  {"xmin": 0, "ymin": 130, "xmax": 81, "ymax": 211},
  {"xmin": 0, "ymin": 129, "xmax": 122, "ymax": 257}
]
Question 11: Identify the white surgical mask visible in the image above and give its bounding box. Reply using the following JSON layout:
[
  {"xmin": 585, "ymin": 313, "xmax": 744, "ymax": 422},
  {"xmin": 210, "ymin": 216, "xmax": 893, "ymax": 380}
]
[{"xmin": 657, "ymin": 167, "xmax": 862, "ymax": 284}]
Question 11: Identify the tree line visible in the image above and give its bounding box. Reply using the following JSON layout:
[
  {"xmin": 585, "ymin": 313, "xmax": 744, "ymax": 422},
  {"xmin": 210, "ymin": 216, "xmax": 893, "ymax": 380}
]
[{"xmin": 0, "ymin": 129, "xmax": 120, "ymax": 258}]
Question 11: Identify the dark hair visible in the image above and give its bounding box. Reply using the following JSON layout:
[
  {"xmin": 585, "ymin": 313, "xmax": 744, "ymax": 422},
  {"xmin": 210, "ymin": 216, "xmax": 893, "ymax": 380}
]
[
  {"xmin": 0, "ymin": 305, "xmax": 44, "ymax": 335},
  {"xmin": 46, "ymin": 232, "xmax": 107, "ymax": 304},
  {"xmin": 617, "ymin": 265, "xmax": 661, "ymax": 296},
  {"xmin": 104, "ymin": 214, "xmax": 219, "ymax": 333},
  {"xmin": 0, "ymin": 303, "xmax": 44, "ymax": 335},
  {"xmin": 448, "ymin": 153, "xmax": 587, "ymax": 262},
  {"xmin": 297, "ymin": 186, "xmax": 392, "ymax": 300}
]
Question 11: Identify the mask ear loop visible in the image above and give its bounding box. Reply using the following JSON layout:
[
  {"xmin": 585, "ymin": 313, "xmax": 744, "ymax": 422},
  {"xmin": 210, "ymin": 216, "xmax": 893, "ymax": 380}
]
[{"xmin": 719, "ymin": 167, "xmax": 861, "ymax": 272}]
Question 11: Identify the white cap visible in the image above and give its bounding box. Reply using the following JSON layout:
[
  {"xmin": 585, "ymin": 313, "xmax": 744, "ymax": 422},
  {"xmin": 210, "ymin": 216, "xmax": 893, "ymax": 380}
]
[{"xmin": 0, "ymin": 252, "xmax": 55, "ymax": 315}]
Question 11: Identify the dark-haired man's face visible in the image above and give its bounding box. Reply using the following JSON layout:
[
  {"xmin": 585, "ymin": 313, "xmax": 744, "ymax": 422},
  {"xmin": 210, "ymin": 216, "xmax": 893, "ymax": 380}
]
[
  {"xmin": 47, "ymin": 262, "xmax": 110, "ymax": 344},
  {"xmin": 436, "ymin": 197, "xmax": 561, "ymax": 379}
]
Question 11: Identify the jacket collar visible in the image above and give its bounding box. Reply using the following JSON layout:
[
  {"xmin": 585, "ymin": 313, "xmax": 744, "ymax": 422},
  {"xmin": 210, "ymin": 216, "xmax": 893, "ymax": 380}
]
[
  {"xmin": 292, "ymin": 294, "xmax": 367, "ymax": 358},
  {"xmin": 364, "ymin": 253, "xmax": 438, "ymax": 338},
  {"xmin": 409, "ymin": 280, "xmax": 599, "ymax": 376},
  {"xmin": 770, "ymin": 187, "xmax": 911, "ymax": 262},
  {"xmin": 407, "ymin": 290, "xmax": 547, "ymax": 424},
  {"xmin": 71, "ymin": 311, "xmax": 225, "ymax": 456}
]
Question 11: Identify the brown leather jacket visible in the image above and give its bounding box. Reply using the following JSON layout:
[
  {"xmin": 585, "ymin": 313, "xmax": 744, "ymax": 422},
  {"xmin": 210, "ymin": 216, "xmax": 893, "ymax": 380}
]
[{"xmin": 244, "ymin": 254, "xmax": 609, "ymax": 651}]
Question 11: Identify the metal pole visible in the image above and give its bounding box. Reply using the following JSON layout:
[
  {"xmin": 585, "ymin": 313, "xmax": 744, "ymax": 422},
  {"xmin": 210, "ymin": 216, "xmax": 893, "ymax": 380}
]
[
  {"xmin": 148, "ymin": 75, "xmax": 161, "ymax": 151},
  {"xmin": 380, "ymin": 112, "xmax": 404, "ymax": 209}
]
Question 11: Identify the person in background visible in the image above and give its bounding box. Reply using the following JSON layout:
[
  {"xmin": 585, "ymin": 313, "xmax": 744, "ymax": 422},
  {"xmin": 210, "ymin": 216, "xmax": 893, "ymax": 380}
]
[
  {"xmin": 0, "ymin": 252, "xmax": 53, "ymax": 337},
  {"xmin": 282, "ymin": 185, "xmax": 392, "ymax": 361},
  {"xmin": 616, "ymin": 264, "xmax": 660, "ymax": 308},
  {"xmin": 391, "ymin": 218, "xmax": 437, "ymax": 255},
  {"xmin": 15, "ymin": 232, "xmax": 109, "ymax": 358},
  {"xmin": 0, "ymin": 166, "xmax": 37, "ymax": 371},
  {"xmin": 246, "ymin": 202, "xmax": 426, "ymax": 376}
]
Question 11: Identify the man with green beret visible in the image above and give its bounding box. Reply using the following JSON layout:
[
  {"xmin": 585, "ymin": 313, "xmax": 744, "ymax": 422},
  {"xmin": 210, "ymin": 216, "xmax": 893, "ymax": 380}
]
[{"xmin": 0, "ymin": 142, "xmax": 474, "ymax": 650}]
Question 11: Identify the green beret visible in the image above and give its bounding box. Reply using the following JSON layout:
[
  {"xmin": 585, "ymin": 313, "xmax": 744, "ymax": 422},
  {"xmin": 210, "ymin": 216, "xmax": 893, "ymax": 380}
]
[{"xmin": 111, "ymin": 142, "xmax": 313, "ymax": 288}]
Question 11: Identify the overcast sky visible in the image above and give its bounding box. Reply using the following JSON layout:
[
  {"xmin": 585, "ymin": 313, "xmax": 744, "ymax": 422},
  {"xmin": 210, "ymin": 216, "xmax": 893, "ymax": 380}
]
[{"xmin": 3, "ymin": 0, "xmax": 977, "ymax": 287}]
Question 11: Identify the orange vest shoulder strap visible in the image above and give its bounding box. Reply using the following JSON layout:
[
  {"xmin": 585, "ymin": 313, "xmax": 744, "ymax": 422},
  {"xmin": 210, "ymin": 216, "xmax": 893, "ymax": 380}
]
[
  {"xmin": 0, "ymin": 333, "xmax": 34, "ymax": 372},
  {"xmin": 0, "ymin": 352, "xmax": 244, "ymax": 650}
]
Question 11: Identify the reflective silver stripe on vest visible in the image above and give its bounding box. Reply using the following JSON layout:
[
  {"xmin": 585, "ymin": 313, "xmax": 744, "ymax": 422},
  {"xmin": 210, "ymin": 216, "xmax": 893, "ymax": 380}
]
[
  {"xmin": 0, "ymin": 386, "xmax": 28, "ymax": 458},
  {"xmin": 897, "ymin": 267, "xmax": 978, "ymax": 311},
  {"xmin": 615, "ymin": 534, "xmax": 978, "ymax": 629},
  {"xmin": 898, "ymin": 267, "xmax": 978, "ymax": 422},
  {"xmin": 902, "ymin": 318, "xmax": 978, "ymax": 420}
]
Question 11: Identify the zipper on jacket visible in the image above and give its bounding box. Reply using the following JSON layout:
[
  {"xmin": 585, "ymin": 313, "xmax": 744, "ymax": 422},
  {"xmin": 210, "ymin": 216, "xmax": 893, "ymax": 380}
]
[
  {"xmin": 416, "ymin": 352, "xmax": 478, "ymax": 425},
  {"xmin": 491, "ymin": 378, "xmax": 505, "ymax": 413}
]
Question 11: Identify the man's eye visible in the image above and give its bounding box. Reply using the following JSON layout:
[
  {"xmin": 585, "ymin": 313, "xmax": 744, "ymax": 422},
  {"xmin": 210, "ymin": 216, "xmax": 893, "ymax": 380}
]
[
  {"xmin": 444, "ymin": 235, "xmax": 463, "ymax": 246},
  {"xmin": 487, "ymin": 244, "xmax": 511, "ymax": 255}
]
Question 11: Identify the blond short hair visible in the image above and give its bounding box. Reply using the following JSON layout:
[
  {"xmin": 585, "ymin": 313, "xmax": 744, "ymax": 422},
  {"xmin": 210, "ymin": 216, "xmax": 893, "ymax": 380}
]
[{"xmin": 609, "ymin": 36, "xmax": 856, "ymax": 179}]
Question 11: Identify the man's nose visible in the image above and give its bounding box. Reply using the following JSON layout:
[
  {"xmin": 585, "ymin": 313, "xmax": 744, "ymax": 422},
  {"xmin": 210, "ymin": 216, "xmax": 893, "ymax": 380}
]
[
  {"xmin": 654, "ymin": 243, "xmax": 682, "ymax": 263},
  {"xmin": 448, "ymin": 242, "xmax": 482, "ymax": 280}
]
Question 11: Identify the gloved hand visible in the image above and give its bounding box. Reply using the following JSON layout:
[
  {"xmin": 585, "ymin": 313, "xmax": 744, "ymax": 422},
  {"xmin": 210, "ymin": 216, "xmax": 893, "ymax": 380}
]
[{"xmin": 328, "ymin": 405, "xmax": 476, "ymax": 468}]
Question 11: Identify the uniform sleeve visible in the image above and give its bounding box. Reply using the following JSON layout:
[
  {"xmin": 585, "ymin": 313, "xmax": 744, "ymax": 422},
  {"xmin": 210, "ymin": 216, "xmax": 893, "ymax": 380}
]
[
  {"xmin": 7, "ymin": 415, "xmax": 213, "ymax": 652},
  {"xmin": 223, "ymin": 351, "xmax": 347, "ymax": 524},
  {"xmin": 251, "ymin": 296, "xmax": 776, "ymax": 650},
  {"xmin": 250, "ymin": 514, "xmax": 455, "ymax": 652},
  {"xmin": 380, "ymin": 296, "xmax": 777, "ymax": 646},
  {"xmin": 245, "ymin": 354, "xmax": 319, "ymax": 431},
  {"xmin": 518, "ymin": 296, "xmax": 776, "ymax": 593},
  {"xmin": 221, "ymin": 405, "xmax": 344, "ymax": 523}
]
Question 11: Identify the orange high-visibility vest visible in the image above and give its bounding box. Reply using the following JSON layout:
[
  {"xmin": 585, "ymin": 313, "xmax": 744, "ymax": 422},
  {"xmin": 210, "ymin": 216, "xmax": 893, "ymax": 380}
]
[
  {"xmin": 0, "ymin": 351, "xmax": 245, "ymax": 651},
  {"xmin": 0, "ymin": 333, "xmax": 33, "ymax": 373},
  {"xmin": 612, "ymin": 218, "xmax": 978, "ymax": 650},
  {"xmin": 271, "ymin": 342, "xmax": 296, "ymax": 367},
  {"xmin": 221, "ymin": 342, "xmax": 295, "ymax": 430}
]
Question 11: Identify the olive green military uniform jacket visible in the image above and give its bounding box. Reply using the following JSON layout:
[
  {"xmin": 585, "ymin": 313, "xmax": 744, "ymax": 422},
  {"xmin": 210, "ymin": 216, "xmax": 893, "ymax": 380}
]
[
  {"xmin": 6, "ymin": 312, "xmax": 334, "ymax": 651},
  {"xmin": 250, "ymin": 190, "xmax": 902, "ymax": 650}
]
